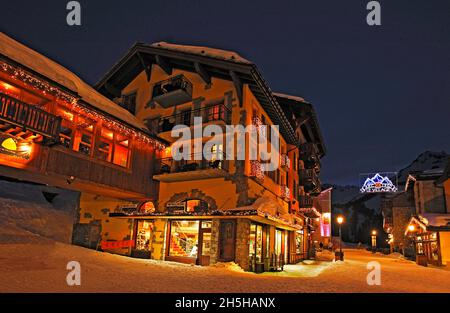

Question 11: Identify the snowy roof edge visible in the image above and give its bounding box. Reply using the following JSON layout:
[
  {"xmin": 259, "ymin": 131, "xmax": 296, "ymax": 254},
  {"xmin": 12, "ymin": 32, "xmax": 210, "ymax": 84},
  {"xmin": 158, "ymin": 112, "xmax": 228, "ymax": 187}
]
[{"xmin": 0, "ymin": 32, "xmax": 150, "ymax": 134}]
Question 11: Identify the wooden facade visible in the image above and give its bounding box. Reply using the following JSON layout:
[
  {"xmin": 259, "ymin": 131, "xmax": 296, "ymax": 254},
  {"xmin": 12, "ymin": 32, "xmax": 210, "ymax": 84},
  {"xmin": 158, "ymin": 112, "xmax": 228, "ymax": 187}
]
[{"xmin": 0, "ymin": 34, "xmax": 163, "ymax": 202}]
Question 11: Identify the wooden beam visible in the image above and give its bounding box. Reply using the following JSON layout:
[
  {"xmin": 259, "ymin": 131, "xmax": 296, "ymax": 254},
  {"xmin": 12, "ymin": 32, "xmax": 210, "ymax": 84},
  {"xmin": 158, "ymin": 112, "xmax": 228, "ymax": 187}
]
[
  {"xmin": 137, "ymin": 52, "xmax": 152, "ymax": 82},
  {"xmin": 104, "ymin": 82, "xmax": 121, "ymax": 98},
  {"xmin": 155, "ymin": 55, "xmax": 172, "ymax": 75},
  {"xmin": 194, "ymin": 62, "xmax": 211, "ymax": 85},
  {"xmin": 229, "ymin": 71, "xmax": 243, "ymax": 106}
]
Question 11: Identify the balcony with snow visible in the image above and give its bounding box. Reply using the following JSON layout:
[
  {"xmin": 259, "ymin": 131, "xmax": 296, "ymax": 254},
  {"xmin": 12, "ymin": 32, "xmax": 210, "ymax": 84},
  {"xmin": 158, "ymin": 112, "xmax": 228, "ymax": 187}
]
[{"xmin": 151, "ymin": 74, "xmax": 193, "ymax": 108}]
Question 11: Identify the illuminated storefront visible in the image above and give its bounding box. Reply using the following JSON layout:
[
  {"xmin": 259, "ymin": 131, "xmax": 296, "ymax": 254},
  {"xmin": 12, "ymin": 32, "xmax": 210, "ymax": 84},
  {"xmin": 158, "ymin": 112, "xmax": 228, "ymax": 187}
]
[
  {"xmin": 405, "ymin": 214, "xmax": 450, "ymax": 267},
  {"xmin": 167, "ymin": 220, "xmax": 212, "ymax": 265}
]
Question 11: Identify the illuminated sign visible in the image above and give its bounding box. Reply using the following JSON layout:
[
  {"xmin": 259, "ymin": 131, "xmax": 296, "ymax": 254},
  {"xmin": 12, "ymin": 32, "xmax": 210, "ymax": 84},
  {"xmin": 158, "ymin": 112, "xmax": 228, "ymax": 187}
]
[
  {"xmin": 360, "ymin": 172, "xmax": 398, "ymax": 193},
  {"xmin": 320, "ymin": 212, "xmax": 331, "ymax": 237}
]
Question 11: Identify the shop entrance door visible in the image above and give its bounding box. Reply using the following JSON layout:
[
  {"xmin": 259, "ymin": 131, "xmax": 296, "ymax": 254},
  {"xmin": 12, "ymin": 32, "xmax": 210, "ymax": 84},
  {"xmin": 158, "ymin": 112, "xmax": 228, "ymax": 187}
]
[
  {"xmin": 198, "ymin": 221, "xmax": 212, "ymax": 266},
  {"xmin": 219, "ymin": 220, "xmax": 236, "ymax": 261}
]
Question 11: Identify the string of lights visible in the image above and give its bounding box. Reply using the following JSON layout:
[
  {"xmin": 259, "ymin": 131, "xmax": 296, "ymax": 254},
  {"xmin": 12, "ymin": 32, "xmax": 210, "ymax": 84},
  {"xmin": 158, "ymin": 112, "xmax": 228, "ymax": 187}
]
[{"xmin": 1, "ymin": 60, "xmax": 165, "ymax": 149}]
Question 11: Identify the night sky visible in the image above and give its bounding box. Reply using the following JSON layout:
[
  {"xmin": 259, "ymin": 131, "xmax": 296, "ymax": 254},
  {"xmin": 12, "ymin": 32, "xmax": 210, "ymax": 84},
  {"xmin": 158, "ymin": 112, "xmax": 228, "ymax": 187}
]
[{"xmin": 1, "ymin": 0, "xmax": 449, "ymax": 185}]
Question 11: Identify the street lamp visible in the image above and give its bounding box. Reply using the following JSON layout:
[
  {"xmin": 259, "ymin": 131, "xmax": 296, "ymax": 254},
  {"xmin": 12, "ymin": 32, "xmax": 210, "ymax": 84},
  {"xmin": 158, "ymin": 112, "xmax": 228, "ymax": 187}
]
[
  {"xmin": 336, "ymin": 215, "xmax": 344, "ymax": 261},
  {"xmin": 371, "ymin": 230, "xmax": 377, "ymax": 252}
]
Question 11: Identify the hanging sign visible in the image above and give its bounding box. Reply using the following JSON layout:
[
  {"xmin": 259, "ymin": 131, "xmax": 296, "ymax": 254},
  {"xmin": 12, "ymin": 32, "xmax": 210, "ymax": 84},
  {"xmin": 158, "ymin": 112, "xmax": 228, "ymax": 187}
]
[{"xmin": 360, "ymin": 172, "xmax": 398, "ymax": 193}]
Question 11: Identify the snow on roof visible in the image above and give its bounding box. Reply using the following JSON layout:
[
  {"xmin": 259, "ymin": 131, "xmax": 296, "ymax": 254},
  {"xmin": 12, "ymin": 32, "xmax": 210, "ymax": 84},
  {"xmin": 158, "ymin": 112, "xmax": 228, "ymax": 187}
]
[
  {"xmin": 419, "ymin": 213, "xmax": 450, "ymax": 228},
  {"xmin": 273, "ymin": 92, "xmax": 308, "ymax": 103},
  {"xmin": 150, "ymin": 42, "xmax": 251, "ymax": 64},
  {"xmin": 0, "ymin": 32, "xmax": 147, "ymax": 132}
]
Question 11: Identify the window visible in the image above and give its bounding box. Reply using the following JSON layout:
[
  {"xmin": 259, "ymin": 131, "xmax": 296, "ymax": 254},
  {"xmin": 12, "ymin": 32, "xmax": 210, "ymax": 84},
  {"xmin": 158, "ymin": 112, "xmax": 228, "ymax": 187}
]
[
  {"xmin": 97, "ymin": 127, "xmax": 131, "ymax": 167},
  {"xmin": 59, "ymin": 122, "xmax": 73, "ymax": 149},
  {"xmin": 249, "ymin": 223, "xmax": 263, "ymax": 262},
  {"xmin": 114, "ymin": 133, "xmax": 130, "ymax": 167},
  {"xmin": 185, "ymin": 199, "xmax": 209, "ymax": 213},
  {"xmin": 210, "ymin": 144, "xmax": 224, "ymax": 168},
  {"xmin": 180, "ymin": 109, "xmax": 191, "ymax": 126},
  {"xmin": 275, "ymin": 229, "xmax": 283, "ymax": 256},
  {"xmin": 57, "ymin": 107, "xmax": 95, "ymax": 156},
  {"xmin": 169, "ymin": 220, "xmax": 200, "ymax": 257},
  {"xmin": 135, "ymin": 220, "xmax": 153, "ymax": 251},
  {"xmin": 295, "ymin": 231, "xmax": 304, "ymax": 254},
  {"xmin": 122, "ymin": 92, "xmax": 137, "ymax": 115}
]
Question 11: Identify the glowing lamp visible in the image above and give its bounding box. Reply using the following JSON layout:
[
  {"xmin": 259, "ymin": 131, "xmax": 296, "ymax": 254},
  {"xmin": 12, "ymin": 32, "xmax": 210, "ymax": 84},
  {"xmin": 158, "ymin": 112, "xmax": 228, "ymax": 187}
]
[
  {"xmin": 1, "ymin": 138, "xmax": 17, "ymax": 151},
  {"xmin": 408, "ymin": 225, "xmax": 415, "ymax": 232},
  {"xmin": 372, "ymin": 230, "xmax": 377, "ymax": 236},
  {"xmin": 337, "ymin": 216, "xmax": 344, "ymax": 225}
]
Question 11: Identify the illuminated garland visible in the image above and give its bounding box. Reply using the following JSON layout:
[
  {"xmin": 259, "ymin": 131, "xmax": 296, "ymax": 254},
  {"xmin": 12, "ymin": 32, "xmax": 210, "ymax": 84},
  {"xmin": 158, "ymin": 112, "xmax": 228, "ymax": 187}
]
[
  {"xmin": 1, "ymin": 60, "xmax": 165, "ymax": 149},
  {"xmin": 250, "ymin": 160, "xmax": 265, "ymax": 181},
  {"xmin": 280, "ymin": 185, "xmax": 291, "ymax": 198}
]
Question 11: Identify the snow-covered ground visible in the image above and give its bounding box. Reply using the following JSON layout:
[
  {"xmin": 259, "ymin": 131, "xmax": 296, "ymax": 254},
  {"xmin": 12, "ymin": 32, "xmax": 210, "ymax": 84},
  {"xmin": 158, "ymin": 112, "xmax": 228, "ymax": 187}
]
[{"xmin": 1, "ymin": 238, "xmax": 449, "ymax": 293}]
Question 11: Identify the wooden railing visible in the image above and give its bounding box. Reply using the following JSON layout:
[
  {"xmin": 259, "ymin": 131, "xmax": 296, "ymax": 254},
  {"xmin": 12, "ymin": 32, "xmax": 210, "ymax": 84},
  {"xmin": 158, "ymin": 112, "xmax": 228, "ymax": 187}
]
[
  {"xmin": 156, "ymin": 152, "xmax": 229, "ymax": 174},
  {"xmin": 0, "ymin": 92, "xmax": 61, "ymax": 142},
  {"xmin": 148, "ymin": 103, "xmax": 231, "ymax": 134}
]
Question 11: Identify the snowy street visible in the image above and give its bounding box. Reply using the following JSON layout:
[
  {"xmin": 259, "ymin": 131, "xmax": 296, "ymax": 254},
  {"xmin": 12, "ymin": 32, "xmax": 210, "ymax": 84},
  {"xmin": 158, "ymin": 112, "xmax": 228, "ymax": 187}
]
[{"xmin": 0, "ymin": 240, "xmax": 449, "ymax": 293}]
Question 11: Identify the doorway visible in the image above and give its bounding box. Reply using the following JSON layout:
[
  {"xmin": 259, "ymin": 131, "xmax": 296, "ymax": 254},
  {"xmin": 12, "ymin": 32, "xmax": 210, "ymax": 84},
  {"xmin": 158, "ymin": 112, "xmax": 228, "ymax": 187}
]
[
  {"xmin": 198, "ymin": 220, "xmax": 212, "ymax": 265},
  {"xmin": 219, "ymin": 220, "xmax": 236, "ymax": 261}
]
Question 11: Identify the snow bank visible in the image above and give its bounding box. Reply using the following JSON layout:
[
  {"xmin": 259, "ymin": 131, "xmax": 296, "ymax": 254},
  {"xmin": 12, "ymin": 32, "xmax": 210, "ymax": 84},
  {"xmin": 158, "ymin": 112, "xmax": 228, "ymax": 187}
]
[
  {"xmin": 210, "ymin": 262, "xmax": 244, "ymax": 273},
  {"xmin": 0, "ymin": 180, "xmax": 79, "ymax": 243}
]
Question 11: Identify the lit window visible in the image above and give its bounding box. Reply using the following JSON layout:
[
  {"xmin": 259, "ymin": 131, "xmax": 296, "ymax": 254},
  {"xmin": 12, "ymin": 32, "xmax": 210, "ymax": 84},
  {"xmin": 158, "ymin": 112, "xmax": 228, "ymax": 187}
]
[
  {"xmin": 169, "ymin": 220, "xmax": 200, "ymax": 257},
  {"xmin": 97, "ymin": 127, "xmax": 130, "ymax": 167},
  {"xmin": 185, "ymin": 199, "xmax": 208, "ymax": 213}
]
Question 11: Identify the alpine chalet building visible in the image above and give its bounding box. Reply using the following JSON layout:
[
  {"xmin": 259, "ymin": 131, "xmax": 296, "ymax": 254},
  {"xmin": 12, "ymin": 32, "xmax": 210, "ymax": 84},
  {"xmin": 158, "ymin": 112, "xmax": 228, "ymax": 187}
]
[{"xmin": 94, "ymin": 42, "xmax": 327, "ymax": 271}]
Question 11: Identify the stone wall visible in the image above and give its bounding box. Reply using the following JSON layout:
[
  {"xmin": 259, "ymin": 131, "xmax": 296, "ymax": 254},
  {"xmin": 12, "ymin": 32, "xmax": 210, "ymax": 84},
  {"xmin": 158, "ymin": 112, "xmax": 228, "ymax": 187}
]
[
  {"xmin": 151, "ymin": 219, "xmax": 167, "ymax": 260},
  {"xmin": 209, "ymin": 219, "xmax": 220, "ymax": 264},
  {"xmin": 234, "ymin": 219, "xmax": 251, "ymax": 270}
]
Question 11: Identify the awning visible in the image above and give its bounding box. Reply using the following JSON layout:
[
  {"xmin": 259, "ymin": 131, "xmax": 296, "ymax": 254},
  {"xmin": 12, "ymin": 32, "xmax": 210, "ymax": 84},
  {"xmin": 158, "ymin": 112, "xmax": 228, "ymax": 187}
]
[{"xmin": 109, "ymin": 207, "xmax": 302, "ymax": 231}]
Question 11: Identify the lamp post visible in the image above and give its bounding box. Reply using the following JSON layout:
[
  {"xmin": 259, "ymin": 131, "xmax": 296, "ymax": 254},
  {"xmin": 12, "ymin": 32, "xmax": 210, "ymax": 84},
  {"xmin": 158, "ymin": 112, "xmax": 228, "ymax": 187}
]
[
  {"xmin": 371, "ymin": 230, "xmax": 377, "ymax": 253},
  {"xmin": 335, "ymin": 215, "xmax": 344, "ymax": 261}
]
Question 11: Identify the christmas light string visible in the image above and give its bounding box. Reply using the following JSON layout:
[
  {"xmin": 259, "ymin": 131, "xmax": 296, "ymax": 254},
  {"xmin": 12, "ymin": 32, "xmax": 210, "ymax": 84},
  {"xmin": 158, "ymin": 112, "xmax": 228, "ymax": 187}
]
[{"xmin": 1, "ymin": 60, "xmax": 165, "ymax": 149}]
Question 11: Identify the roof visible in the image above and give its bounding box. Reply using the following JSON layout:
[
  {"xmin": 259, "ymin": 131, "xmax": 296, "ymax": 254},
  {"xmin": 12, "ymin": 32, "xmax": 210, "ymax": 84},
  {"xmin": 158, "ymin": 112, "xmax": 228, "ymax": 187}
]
[
  {"xmin": 95, "ymin": 42, "xmax": 298, "ymax": 145},
  {"xmin": 0, "ymin": 32, "xmax": 148, "ymax": 133},
  {"xmin": 405, "ymin": 168, "xmax": 445, "ymax": 191},
  {"xmin": 406, "ymin": 213, "xmax": 450, "ymax": 234},
  {"xmin": 274, "ymin": 93, "xmax": 326, "ymax": 156},
  {"xmin": 436, "ymin": 158, "xmax": 450, "ymax": 186},
  {"xmin": 151, "ymin": 42, "xmax": 251, "ymax": 64}
]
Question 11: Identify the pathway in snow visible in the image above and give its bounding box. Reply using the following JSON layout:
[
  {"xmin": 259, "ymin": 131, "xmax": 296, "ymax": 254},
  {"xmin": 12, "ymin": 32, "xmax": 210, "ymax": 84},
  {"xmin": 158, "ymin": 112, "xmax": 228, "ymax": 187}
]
[{"xmin": 0, "ymin": 241, "xmax": 449, "ymax": 292}]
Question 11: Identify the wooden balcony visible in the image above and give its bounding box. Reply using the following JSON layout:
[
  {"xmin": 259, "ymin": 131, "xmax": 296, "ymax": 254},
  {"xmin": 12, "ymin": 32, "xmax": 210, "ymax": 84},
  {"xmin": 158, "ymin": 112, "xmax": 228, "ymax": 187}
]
[
  {"xmin": 299, "ymin": 168, "xmax": 321, "ymax": 194},
  {"xmin": 151, "ymin": 75, "xmax": 193, "ymax": 108},
  {"xmin": 153, "ymin": 153, "xmax": 229, "ymax": 182},
  {"xmin": 299, "ymin": 142, "xmax": 320, "ymax": 170},
  {"xmin": 298, "ymin": 195, "xmax": 314, "ymax": 208},
  {"xmin": 147, "ymin": 103, "xmax": 231, "ymax": 135},
  {"xmin": 0, "ymin": 92, "xmax": 61, "ymax": 143}
]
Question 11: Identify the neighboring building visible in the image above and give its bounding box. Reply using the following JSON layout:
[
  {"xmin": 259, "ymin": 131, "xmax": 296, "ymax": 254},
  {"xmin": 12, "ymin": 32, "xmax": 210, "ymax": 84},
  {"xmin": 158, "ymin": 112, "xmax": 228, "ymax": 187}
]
[
  {"xmin": 383, "ymin": 162, "xmax": 450, "ymax": 266},
  {"xmin": 311, "ymin": 187, "xmax": 332, "ymax": 247},
  {"xmin": 95, "ymin": 42, "xmax": 326, "ymax": 271},
  {"xmin": 382, "ymin": 190, "xmax": 415, "ymax": 254},
  {"xmin": 404, "ymin": 163, "xmax": 450, "ymax": 267},
  {"xmin": 0, "ymin": 33, "xmax": 164, "ymax": 250}
]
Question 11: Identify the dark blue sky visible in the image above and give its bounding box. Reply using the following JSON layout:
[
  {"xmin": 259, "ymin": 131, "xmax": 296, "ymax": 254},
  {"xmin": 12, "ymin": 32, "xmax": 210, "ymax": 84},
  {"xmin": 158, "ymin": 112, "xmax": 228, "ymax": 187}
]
[{"xmin": 2, "ymin": 0, "xmax": 449, "ymax": 185}]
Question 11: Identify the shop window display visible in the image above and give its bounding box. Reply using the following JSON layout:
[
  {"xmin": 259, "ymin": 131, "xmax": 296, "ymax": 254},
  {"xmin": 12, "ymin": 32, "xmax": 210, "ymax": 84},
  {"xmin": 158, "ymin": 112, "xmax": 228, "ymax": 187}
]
[{"xmin": 169, "ymin": 220, "xmax": 200, "ymax": 258}]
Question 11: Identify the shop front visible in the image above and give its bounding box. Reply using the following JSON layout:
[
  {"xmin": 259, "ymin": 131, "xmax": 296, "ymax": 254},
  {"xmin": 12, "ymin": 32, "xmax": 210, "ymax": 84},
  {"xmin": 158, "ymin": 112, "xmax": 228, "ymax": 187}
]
[
  {"xmin": 166, "ymin": 219, "xmax": 212, "ymax": 266},
  {"xmin": 405, "ymin": 214, "xmax": 450, "ymax": 267}
]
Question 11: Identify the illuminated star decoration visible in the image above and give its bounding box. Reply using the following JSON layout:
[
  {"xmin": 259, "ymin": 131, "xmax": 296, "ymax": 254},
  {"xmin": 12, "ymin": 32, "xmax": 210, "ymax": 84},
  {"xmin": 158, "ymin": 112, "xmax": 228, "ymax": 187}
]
[{"xmin": 360, "ymin": 173, "xmax": 398, "ymax": 193}]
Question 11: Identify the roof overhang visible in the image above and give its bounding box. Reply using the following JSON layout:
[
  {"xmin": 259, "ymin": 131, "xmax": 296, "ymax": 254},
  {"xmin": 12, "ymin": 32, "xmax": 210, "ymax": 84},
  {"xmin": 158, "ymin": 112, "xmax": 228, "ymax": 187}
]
[
  {"xmin": 95, "ymin": 43, "xmax": 298, "ymax": 145},
  {"xmin": 274, "ymin": 93, "xmax": 326, "ymax": 157}
]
